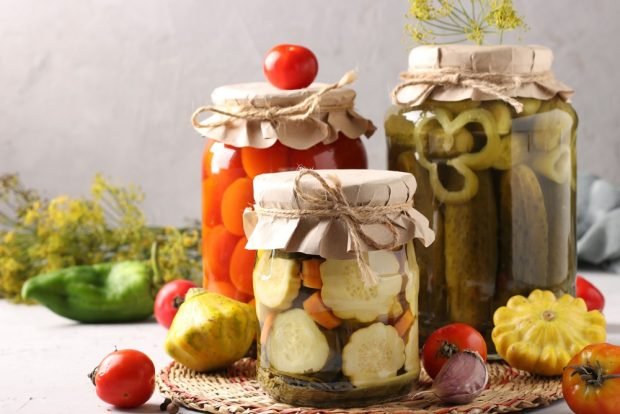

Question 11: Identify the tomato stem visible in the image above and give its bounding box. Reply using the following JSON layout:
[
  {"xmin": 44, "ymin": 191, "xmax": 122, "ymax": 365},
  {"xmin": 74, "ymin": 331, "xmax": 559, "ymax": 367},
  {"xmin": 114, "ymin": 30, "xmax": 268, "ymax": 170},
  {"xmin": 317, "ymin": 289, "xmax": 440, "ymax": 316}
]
[
  {"xmin": 437, "ymin": 341, "xmax": 459, "ymax": 359},
  {"xmin": 88, "ymin": 366, "xmax": 98, "ymax": 386},
  {"xmin": 568, "ymin": 360, "xmax": 620, "ymax": 387},
  {"xmin": 172, "ymin": 295, "xmax": 184, "ymax": 309}
]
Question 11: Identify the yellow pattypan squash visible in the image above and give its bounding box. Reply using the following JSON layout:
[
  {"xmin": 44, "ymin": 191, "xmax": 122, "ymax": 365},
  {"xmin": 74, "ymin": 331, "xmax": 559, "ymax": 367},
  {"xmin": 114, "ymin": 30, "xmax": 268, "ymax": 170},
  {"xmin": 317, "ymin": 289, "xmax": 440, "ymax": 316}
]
[
  {"xmin": 165, "ymin": 288, "xmax": 257, "ymax": 372},
  {"xmin": 492, "ymin": 289, "xmax": 606, "ymax": 376}
]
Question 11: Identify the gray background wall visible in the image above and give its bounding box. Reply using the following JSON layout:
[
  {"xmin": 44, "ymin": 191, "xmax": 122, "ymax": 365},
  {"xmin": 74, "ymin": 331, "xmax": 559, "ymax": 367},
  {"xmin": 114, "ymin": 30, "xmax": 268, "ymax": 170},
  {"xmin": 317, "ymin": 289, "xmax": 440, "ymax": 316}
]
[{"xmin": 1, "ymin": 0, "xmax": 618, "ymax": 226}]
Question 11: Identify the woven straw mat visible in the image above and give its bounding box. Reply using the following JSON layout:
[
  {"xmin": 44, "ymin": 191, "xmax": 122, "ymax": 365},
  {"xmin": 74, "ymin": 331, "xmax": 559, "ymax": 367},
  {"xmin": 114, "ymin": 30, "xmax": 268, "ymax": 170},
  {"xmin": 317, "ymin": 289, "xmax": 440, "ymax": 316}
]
[{"xmin": 157, "ymin": 358, "xmax": 562, "ymax": 414}]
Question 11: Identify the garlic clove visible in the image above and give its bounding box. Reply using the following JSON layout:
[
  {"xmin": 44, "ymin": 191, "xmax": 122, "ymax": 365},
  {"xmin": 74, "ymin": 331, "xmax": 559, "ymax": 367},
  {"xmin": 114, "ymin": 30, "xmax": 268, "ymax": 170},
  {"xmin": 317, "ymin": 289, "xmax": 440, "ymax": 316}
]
[{"xmin": 431, "ymin": 350, "xmax": 488, "ymax": 405}]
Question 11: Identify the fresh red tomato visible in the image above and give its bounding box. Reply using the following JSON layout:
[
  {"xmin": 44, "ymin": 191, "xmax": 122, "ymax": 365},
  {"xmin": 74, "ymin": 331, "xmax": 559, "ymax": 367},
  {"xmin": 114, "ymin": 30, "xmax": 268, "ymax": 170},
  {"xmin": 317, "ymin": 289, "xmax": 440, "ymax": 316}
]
[
  {"xmin": 89, "ymin": 349, "xmax": 155, "ymax": 408},
  {"xmin": 576, "ymin": 275, "xmax": 605, "ymax": 312},
  {"xmin": 562, "ymin": 343, "xmax": 620, "ymax": 414},
  {"xmin": 422, "ymin": 323, "xmax": 487, "ymax": 379},
  {"xmin": 154, "ymin": 279, "xmax": 197, "ymax": 328},
  {"xmin": 263, "ymin": 44, "xmax": 318, "ymax": 90}
]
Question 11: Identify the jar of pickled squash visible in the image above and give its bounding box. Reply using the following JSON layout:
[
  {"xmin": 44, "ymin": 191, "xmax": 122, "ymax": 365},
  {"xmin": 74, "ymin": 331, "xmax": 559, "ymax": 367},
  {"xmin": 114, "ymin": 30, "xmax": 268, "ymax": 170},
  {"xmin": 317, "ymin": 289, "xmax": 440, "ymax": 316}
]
[
  {"xmin": 386, "ymin": 45, "xmax": 577, "ymax": 350},
  {"xmin": 243, "ymin": 169, "xmax": 435, "ymax": 407},
  {"xmin": 192, "ymin": 79, "xmax": 375, "ymax": 302}
]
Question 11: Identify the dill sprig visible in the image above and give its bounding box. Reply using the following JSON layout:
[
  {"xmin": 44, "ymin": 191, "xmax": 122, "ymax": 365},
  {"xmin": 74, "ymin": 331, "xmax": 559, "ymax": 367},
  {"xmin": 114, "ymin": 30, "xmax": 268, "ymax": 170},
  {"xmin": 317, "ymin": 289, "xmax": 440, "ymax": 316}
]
[
  {"xmin": 0, "ymin": 174, "xmax": 201, "ymax": 301},
  {"xmin": 406, "ymin": 0, "xmax": 527, "ymax": 45}
]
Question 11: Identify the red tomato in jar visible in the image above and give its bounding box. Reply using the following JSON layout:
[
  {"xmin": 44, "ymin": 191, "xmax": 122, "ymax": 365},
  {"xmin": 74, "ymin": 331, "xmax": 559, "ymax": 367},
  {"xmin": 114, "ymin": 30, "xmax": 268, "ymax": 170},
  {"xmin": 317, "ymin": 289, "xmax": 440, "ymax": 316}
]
[
  {"xmin": 575, "ymin": 275, "xmax": 605, "ymax": 312},
  {"xmin": 154, "ymin": 279, "xmax": 197, "ymax": 328},
  {"xmin": 422, "ymin": 323, "xmax": 487, "ymax": 379},
  {"xmin": 562, "ymin": 343, "xmax": 620, "ymax": 414},
  {"xmin": 89, "ymin": 349, "xmax": 155, "ymax": 408},
  {"xmin": 263, "ymin": 44, "xmax": 318, "ymax": 90}
]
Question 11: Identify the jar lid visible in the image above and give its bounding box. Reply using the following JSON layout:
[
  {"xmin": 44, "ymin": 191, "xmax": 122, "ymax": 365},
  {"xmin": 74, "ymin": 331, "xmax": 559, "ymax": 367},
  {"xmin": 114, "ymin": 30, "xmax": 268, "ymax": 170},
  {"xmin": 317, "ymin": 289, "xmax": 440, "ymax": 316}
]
[
  {"xmin": 393, "ymin": 45, "xmax": 574, "ymax": 111},
  {"xmin": 192, "ymin": 73, "xmax": 376, "ymax": 150},
  {"xmin": 243, "ymin": 169, "xmax": 435, "ymax": 260}
]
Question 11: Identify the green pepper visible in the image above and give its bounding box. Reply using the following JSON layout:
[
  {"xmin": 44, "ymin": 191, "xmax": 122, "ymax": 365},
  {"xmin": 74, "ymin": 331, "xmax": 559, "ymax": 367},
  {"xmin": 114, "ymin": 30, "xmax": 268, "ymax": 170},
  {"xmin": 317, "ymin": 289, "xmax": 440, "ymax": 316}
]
[{"xmin": 21, "ymin": 261, "xmax": 156, "ymax": 323}]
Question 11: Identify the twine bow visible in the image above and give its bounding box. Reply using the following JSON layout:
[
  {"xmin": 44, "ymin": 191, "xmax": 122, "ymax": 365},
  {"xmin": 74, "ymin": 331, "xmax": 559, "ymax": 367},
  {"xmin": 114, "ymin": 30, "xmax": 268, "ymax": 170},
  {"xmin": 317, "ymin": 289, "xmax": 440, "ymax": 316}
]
[
  {"xmin": 392, "ymin": 68, "xmax": 556, "ymax": 113},
  {"xmin": 192, "ymin": 71, "xmax": 358, "ymax": 130},
  {"xmin": 254, "ymin": 169, "xmax": 412, "ymax": 287}
]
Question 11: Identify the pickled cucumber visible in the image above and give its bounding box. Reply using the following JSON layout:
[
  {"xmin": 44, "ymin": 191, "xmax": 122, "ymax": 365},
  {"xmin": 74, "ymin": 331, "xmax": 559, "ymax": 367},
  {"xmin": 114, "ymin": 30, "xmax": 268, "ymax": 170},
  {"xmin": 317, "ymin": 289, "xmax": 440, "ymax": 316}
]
[
  {"xmin": 515, "ymin": 98, "xmax": 542, "ymax": 117},
  {"xmin": 532, "ymin": 105, "xmax": 573, "ymax": 151},
  {"xmin": 341, "ymin": 323, "xmax": 405, "ymax": 387},
  {"xmin": 531, "ymin": 143, "xmax": 571, "ymax": 184},
  {"xmin": 444, "ymin": 169, "xmax": 498, "ymax": 329},
  {"xmin": 396, "ymin": 152, "xmax": 447, "ymax": 328},
  {"xmin": 253, "ymin": 252, "xmax": 301, "ymax": 310},
  {"xmin": 539, "ymin": 174, "xmax": 575, "ymax": 286},
  {"xmin": 482, "ymin": 101, "xmax": 512, "ymax": 135},
  {"xmin": 267, "ymin": 309, "xmax": 330, "ymax": 374},
  {"xmin": 320, "ymin": 259, "xmax": 402, "ymax": 323},
  {"xmin": 497, "ymin": 165, "xmax": 549, "ymax": 303},
  {"xmin": 492, "ymin": 132, "xmax": 530, "ymax": 170},
  {"xmin": 385, "ymin": 113, "xmax": 415, "ymax": 146}
]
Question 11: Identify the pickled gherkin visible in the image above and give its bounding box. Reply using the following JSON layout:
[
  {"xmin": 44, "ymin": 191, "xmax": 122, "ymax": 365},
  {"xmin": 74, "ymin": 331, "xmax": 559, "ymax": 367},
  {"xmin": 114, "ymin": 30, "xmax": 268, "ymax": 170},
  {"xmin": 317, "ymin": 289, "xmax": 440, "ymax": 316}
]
[
  {"xmin": 385, "ymin": 96, "xmax": 577, "ymax": 350},
  {"xmin": 444, "ymin": 170, "xmax": 498, "ymax": 329}
]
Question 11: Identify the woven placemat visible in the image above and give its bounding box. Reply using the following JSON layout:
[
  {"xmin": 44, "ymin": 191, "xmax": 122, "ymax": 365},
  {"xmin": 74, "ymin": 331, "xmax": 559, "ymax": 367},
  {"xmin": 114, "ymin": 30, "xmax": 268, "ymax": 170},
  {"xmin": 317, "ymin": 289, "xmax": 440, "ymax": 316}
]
[{"xmin": 157, "ymin": 358, "xmax": 562, "ymax": 414}]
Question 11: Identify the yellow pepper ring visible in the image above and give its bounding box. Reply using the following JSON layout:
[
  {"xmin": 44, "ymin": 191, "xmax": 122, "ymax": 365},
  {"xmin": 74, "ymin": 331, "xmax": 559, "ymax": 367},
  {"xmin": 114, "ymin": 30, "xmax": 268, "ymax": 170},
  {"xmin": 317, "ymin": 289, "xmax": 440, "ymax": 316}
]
[{"xmin": 413, "ymin": 111, "xmax": 481, "ymax": 204}]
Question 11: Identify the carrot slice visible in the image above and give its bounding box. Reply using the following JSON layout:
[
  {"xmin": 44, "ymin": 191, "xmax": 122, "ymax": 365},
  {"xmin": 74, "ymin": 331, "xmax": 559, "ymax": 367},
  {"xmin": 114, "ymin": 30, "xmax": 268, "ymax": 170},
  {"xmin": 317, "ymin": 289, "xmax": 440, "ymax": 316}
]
[
  {"xmin": 303, "ymin": 291, "xmax": 342, "ymax": 330},
  {"xmin": 229, "ymin": 237, "xmax": 256, "ymax": 296},
  {"xmin": 241, "ymin": 141, "xmax": 290, "ymax": 178},
  {"xmin": 393, "ymin": 309, "xmax": 416, "ymax": 338},
  {"xmin": 301, "ymin": 259, "xmax": 323, "ymax": 289},
  {"xmin": 260, "ymin": 311, "xmax": 276, "ymax": 346}
]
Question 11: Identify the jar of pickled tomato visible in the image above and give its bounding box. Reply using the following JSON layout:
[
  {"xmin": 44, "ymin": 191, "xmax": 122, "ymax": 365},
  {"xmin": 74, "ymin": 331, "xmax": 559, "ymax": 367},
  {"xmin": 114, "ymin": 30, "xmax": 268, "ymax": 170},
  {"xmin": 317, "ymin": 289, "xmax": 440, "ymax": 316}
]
[
  {"xmin": 243, "ymin": 169, "xmax": 435, "ymax": 407},
  {"xmin": 192, "ymin": 81, "xmax": 375, "ymax": 302}
]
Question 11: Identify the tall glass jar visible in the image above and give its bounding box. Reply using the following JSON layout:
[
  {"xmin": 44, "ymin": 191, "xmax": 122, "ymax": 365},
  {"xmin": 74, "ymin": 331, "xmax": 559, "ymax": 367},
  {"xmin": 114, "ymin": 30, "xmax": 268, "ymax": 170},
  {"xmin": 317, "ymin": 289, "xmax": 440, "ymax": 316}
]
[
  {"xmin": 386, "ymin": 45, "xmax": 577, "ymax": 350},
  {"xmin": 243, "ymin": 169, "xmax": 435, "ymax": 407},
  {"xmin": 193, "ymin": 82, "xmax": 375, "ymax": 302}
]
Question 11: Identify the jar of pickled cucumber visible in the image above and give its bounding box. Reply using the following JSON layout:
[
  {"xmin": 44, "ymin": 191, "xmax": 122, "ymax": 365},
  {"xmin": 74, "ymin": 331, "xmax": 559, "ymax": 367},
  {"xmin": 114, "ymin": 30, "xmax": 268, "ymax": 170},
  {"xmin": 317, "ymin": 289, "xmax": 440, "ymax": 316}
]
[
  {"xmin": 192, "ymin": 79, "xmax": 375, "ymax": 302},
  {"xmin": 243, "ymin": 169, "xmax": 434, "ymax": 407},
  {"xmin": 386, "ymin": 45, "xmax": 577, "ymax": 350}
]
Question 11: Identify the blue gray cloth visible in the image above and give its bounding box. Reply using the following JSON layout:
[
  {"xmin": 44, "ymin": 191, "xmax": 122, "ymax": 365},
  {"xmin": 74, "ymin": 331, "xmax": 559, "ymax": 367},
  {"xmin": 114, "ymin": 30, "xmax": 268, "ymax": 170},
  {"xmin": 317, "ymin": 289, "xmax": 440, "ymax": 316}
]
[{"xmin": 577, "ymin": 174, "xmax": 620, "ymax": 273}]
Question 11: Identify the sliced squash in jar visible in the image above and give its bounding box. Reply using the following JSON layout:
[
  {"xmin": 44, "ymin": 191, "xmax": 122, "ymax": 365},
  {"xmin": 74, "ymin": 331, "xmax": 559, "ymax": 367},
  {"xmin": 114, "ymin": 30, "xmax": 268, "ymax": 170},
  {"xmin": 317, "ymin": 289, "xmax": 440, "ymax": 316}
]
[
  {"xmin": 320, "ymin": 258, "xmax": 402, "ymax": 323},
  {"xmin": 342, "ymin": 323, "xmax": 406, "ymax": 387},
  {"xmin": 404, "ymin": 316, "xmax": 420, "ymax": 373},
  {"xmin": 267, "ymin": 309, "xmax": 330, "ymax": 374},
  {"xmin": 405, "ymin": 242, "xmax": 420, "ymax": 313},
  {"xmin": 253, "ymin": 252, "xmax": 301, "ymax": 310}
]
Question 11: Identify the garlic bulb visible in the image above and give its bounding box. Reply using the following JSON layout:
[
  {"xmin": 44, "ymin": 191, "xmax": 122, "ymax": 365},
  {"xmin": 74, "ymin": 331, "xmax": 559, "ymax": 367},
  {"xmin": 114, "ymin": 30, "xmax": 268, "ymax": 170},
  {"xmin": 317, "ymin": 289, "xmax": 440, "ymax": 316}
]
[{"xmin": 431, "ymin": 350, "xmax": 488, "ymax": 404}]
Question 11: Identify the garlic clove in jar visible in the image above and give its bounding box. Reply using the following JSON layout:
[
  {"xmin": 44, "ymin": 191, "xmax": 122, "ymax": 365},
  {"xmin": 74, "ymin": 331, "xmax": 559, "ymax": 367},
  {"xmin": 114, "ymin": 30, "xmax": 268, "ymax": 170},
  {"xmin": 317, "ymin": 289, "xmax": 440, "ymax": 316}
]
[{"xmin": 431, "ymin": 350, "xmax": 488, "ymax": 404}]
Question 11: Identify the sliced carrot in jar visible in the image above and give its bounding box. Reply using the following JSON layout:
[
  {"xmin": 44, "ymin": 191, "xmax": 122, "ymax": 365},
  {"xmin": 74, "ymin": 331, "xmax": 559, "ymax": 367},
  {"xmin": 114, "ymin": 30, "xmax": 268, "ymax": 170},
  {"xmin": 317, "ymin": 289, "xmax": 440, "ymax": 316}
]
[
  {"xmin": 300, "ymin": 258, "xmax": 323, "ymax": 289},
  {"xmin": 303, "ymin": 291, "xmax": 342, "ymax": 330},
  {"xmin": 230, "ymin": 237, "xmax": 256, "ymax": 296},
  {"xmin": 203, "ymin": 225, "xmax": 239, "ymax": 281},
  {"xmin": 241, "ymin": 141, "xmax": 290, "ymax": 178},
  {"xmin": 260, "ymin": 311, "xmax": 276, "ymax": 346},
  {"xmin": 201, "ymin": 177, "xmax": 222, "ymax": 227},
  {"xmin": 393, "ymin": 309, "xmax": 415, "ymax": 338},
  {"xmin": 221, "ymin": 177, "xmax": 254, "ymax": 236},
  {"xmin": 208, "ymin": 279, "xmax": 251, "ymax": 303}
]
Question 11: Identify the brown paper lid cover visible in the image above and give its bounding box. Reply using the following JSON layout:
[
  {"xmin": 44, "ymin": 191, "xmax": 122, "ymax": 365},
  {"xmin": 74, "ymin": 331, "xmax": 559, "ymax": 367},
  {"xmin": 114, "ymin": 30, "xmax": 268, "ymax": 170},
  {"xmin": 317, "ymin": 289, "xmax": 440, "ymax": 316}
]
[
  {"xmin": 243, "ymin": 169, "xmax": 435, "ymax": 259},
  {"xmin": 194, "ymin": 82, "xmax": 375, "ymax": 150}
]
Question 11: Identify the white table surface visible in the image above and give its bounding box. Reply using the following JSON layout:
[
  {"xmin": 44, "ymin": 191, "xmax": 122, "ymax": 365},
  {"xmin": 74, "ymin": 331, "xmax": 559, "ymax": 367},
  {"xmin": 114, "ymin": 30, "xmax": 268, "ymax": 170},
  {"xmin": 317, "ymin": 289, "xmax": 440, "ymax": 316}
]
[{"xmin": 2, "ymin": 271, "xmax": 619, "ymax": 414}]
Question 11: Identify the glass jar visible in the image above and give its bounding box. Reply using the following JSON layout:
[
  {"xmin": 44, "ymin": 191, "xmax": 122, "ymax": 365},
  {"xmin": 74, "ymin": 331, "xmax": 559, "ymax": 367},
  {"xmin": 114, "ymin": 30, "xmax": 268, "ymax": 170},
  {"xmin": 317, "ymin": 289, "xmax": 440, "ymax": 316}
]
[
  {"xmin": 194, "ymin": 82, "xmax": 374, "ymax": 302},
  {"xmin": 386, "ymin": 45, "xmax": 577, "ymax": 350},
  {"xmin": 243, "ymin": 169, "xmax": 435, "ymax": 407}
]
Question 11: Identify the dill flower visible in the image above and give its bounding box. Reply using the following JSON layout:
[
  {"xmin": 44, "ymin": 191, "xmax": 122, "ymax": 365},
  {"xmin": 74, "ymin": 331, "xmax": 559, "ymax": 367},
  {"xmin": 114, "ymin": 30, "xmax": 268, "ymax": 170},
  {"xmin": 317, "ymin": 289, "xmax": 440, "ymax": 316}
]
[
  {"xmin": 406, "ymin": 0, "xmax": 527, "ymax": 45},
  {"xmin": 0, "ymin": 174, "xmax": 202, "ymax": 302}
]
